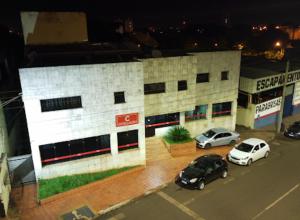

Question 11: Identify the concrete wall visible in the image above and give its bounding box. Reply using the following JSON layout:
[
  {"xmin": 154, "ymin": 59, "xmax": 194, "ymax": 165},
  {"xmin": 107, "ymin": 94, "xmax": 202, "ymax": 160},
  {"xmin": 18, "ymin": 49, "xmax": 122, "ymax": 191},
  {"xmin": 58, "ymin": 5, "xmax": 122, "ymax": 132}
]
[
  {"xmin": 0, "ymin": 154, "xmax": 11, "ymax": 217},
  {"xmin": 142, "ymin": 51, "xmax": 241, "ymax": 136},
  {"xmin": 0, "ymin": 104, "xmax": 10, "ymax": 156},
  {"xmin": 21, "ymin": 12, "xmax": 88, "ymax": 45},
  {"xmin": 19, "ymin": 62, "xmax": 145, "ymax": 179},
  {"xmin": 236, "ymin": 105, "xmax": 256, "ymax": 129}
]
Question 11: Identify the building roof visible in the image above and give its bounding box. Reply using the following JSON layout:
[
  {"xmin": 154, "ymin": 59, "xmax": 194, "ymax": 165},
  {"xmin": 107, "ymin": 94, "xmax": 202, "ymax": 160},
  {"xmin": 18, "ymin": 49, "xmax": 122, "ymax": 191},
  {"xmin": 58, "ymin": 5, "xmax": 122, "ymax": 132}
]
[
  {"xmin": 21, "ymin": 42, "xmax": 236, "ymax": 68},
  {"xmin": 241, "ymin": 56, "xmax": 300, "ymax": 79}
]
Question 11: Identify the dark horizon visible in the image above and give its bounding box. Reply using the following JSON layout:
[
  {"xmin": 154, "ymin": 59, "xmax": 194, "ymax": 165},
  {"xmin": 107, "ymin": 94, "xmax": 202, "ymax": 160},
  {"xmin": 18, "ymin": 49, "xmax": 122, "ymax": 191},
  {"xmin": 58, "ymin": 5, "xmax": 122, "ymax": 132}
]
[{"xmin": 1, "ymin": 0, "xmax": 300, "ymax": 30}]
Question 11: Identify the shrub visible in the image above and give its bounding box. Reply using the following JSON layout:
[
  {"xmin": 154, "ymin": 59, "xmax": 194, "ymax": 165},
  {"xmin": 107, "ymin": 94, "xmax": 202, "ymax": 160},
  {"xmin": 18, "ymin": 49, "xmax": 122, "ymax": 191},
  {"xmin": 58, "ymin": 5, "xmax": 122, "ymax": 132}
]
[{"xmin": 165, "ymin": 126, "xmax": 192, "ymax": 143}]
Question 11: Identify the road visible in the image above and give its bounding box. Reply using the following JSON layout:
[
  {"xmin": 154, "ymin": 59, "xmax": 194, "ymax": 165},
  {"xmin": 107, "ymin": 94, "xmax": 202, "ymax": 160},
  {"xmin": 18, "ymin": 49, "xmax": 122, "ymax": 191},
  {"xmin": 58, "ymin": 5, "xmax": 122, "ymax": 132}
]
[{"xmin": 97, "ymin": 136, "xmax": 300, "ymax": 220}]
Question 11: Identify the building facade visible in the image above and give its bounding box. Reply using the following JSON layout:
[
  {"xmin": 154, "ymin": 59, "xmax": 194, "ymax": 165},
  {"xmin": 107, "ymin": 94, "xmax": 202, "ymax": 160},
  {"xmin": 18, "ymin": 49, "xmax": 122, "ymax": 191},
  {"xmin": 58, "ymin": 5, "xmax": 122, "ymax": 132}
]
[
  {"xmin": 20, "ymin": 62, "xmax": 145, "ymax": 179},
  {"xmin": 237, "ymin": 66, "xmax": 300, "ymax": 129},
  {"xmin": 143, "ymin": 51, "xmax": 241, "ymax": 137},
  {"xmin": 20, "ymin": 50, "xmax": 241, "ymax": 179}
]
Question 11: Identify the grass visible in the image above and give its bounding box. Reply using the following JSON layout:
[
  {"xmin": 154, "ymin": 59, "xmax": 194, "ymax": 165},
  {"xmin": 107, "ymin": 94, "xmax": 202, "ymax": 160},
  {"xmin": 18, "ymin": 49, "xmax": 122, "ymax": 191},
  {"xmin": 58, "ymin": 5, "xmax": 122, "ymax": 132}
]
[
  {"xmin": 38, "ymin": 166, "xmax": 137, "ymax": 200},
  {"xmin": 163, "ymin": 136, "xmax": 193, "ymax": 144}
]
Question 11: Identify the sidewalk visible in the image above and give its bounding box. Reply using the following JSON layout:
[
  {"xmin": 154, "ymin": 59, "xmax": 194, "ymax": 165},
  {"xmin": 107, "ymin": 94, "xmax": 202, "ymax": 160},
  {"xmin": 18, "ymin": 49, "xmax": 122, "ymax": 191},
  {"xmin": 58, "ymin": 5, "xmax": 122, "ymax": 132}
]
[{"xmin": 7, "ymin": 114, "xmax": 298, "ymax": 219}]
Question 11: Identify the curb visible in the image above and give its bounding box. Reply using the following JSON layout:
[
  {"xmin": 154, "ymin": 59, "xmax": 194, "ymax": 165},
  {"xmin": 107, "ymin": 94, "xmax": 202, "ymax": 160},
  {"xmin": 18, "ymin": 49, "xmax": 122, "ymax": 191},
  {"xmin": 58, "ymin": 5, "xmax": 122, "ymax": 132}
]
[
  {"xmin": 39, "ymin": 166, "xmax": 145, "ymax": 205},
  {"xmin": 97, "ymin": 182, "xmax": 170, "ymax": 216}
]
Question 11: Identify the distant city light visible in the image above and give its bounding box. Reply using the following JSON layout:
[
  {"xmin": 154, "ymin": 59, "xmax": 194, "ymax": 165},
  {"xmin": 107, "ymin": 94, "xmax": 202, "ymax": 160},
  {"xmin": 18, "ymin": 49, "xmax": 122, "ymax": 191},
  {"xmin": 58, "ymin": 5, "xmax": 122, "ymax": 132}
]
[
  {"xmin": 214, "ymin": 43, "xmax": 218, "ymax": 47},
  {"xmin": 275, "ymin": 26, "xmax": 280, "ymax": 29},
  {"xmin": 275, "ymin": 41, "xmax": 281, "ymax": 47},
  {"xmin": 194, "ymin": 42, "xmax": 198, "ymax": 47}
]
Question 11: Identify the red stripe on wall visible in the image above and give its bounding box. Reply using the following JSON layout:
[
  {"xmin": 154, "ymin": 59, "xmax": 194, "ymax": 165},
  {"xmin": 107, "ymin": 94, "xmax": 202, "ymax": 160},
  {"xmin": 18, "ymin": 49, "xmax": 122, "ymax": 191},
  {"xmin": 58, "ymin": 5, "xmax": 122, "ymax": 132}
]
[
  {"xmin": 42, "ymin": 148, "xmax": 111, "ymax": 163},
  {"xmin": 212, "ymin": 110, "xmax": 231, "ymax": 115},
  {"xmin": 145, "ymin": 120, "xmax": 179, "ymax": 128},
  {"xmin": 185, "ymin": 114, "xmax": 206, "ymax": 118},
  {"xmin": 255, "ymin": 110, "xmax": 280, "ymax": 120},
  {"xmin": 118, "ymin": 142, "xmax": 139, "ymax": 149}
]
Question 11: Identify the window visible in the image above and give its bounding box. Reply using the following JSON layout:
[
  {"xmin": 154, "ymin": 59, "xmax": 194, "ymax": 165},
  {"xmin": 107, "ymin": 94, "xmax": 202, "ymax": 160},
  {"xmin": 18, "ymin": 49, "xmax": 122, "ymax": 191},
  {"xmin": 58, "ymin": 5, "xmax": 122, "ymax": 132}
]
[
  {"xmin": 221, "ymin": 71, "xmax": 229, "ymax": 80},
  {"xmin": 185, "ymin": 105, "xmax": 208, "ymax": 121},
  {"xmin": 145, "ymin": 112, "xmax": 180, "ymax": 128},
  {"xmin": 214, "ymin": 134, "xmax": 223, "ymax": 139},
  {"xmin": 144, "ymin": 83, "xmax": 165, "ymax": 95},
  {"xmin": 117, "ymin": 130, "xmax": 139, "ymax": 152},
  {"xmin": 114, "ymin": 91, "xmax": 125, "ymax": 104},
  {"xmin": 39, "ymin": 134, "xmax": 111, "ymax": 166},
  {"xmin": 178, "ymin": 80, "xmax": 187, "ymax": 91},
  {"xmin": 260, "ymin": 143, "xmax": 266, "ymax": 148},
  {"xmin": 254, "ymin": 145, "xmax": 259, "ymax": 151},
  {"xmin": 212, "ymin": 102, "xmax": 232, "ymax": 117},
  {"xmin": 196, "ymin": 73, "xmax": 209, "ymax": 83},
  {"xmin": 223, "ymin": 133, "xmax": 232, "ymax": 137},
  {"xmin": 41, "ymin": 96, "xmax": 82, "ymax": 112}
]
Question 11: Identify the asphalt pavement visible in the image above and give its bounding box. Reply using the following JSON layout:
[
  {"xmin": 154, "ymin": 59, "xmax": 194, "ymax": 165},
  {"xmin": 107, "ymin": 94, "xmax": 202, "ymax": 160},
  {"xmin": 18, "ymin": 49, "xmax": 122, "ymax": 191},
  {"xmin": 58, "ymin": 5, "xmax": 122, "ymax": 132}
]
[{"xmin": 97, "ymin": 135, "xmax": 300, "ymax": 220}]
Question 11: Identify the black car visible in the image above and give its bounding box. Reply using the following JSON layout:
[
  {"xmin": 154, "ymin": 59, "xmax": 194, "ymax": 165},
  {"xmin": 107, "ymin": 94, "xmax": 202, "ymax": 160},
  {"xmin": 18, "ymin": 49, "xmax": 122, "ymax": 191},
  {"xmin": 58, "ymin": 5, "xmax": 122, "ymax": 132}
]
[
  {"xmin": 284, "ymin": 121, "xmax": 300, "ymax": 139},
  {"xmin": 175, "ymin": 154, "xmax": 228, "ymax": 190}
]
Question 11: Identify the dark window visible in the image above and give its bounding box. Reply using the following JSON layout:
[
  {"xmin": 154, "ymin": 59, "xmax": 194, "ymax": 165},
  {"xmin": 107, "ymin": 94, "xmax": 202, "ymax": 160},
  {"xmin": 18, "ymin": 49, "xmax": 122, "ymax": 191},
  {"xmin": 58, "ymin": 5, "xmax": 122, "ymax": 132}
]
[
  {"xmin": 178, "ymin": 80, "xmax": 187, "ymax": 91},
  {"xmin": 238, "ymin": 92, "xmax": 249, "ymax": 108},
  {"xmin": 212, "ymin": 102, "xmax": 232, "ymax": 117},
  {"xmin": 260, "ymin": 143, "xmax": 266, "ymax": 148},
  {"xmin": 251, "ymin": 87, "xmax": 283, "ymax": 104},
  {"xmin": 214, "ymin": 134, "xmax": 223, "ymax": 139},
  {"xmin": 40, "ymin": 96, "xmax": 82, "ymax": 112},
  {"xmin": 39, "ymin": 134, "xmax": 111, "ymax": 166},
  {"xmin": 117, "ymin": 130, "xmax": 139, "ymax": 152},
  {"xmin": 196, "ymin": 73, "xmax": 209, "ymax": 83},
  {"xmin": 144, "ymin": 83, "xmax": 165, "ymax": 95},
  {"xmin": 221, "ymin": 71, "xmax": 229, "ymax": 80},
  {"xmin": 185, "ymin": 105, "xmax": 208, "ymax": 121},
  {"xmin": 254, "ymin": 145, "xmax": 259, "ymax": 151},
  {"xmin": 145, "ymin": 112, "xmax": 180, "ymax": 128},
  {"xmin": 223, "ymin": 133, "xmax": 232, "ymax": 137},
  {"xmin": 114, "ymin": 91, "xmax": 125, "ymax": 104}
]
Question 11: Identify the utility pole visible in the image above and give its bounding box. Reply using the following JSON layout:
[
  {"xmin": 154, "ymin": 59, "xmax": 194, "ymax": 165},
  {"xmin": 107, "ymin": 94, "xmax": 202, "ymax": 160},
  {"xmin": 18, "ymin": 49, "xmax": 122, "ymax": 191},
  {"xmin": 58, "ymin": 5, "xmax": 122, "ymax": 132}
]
[{"xmin": 276, "ymin": 60, "xmax": 290, "ymax": 133}]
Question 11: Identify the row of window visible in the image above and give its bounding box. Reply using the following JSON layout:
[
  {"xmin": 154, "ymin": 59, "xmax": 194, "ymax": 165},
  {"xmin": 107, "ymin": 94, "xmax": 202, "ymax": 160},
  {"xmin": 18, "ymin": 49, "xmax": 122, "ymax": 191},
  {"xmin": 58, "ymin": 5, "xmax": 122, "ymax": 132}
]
[
  {"xmin": 40, "ymin": 71, "xmax": 230, "ymax": 112},
  {"xmin": 185, "ymin": 102, "xmax": 232, "ymax": 121},
  {"xmin": 144, "ymin": 71, "xmax": 229, "ymax": 95},
  {"xmin": 39, "ymin": 130, "xmax": 139, "ymax": 166}
]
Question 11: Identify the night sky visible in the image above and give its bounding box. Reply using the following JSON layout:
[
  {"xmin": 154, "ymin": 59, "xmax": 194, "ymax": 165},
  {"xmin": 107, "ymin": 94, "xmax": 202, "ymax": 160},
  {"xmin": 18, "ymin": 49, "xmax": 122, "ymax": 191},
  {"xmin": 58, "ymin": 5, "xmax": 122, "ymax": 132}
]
[{"xmin": 1, "ymin": 0, "xmax": 300, "ymax": 30}]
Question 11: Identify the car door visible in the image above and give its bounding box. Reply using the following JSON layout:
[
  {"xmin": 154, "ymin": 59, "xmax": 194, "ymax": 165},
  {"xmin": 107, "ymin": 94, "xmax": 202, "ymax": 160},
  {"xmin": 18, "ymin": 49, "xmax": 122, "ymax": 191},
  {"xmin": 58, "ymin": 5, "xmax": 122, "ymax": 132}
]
[
  {"xmin": 259, "ymin": 142, "xmax": 267, "ymax": 158},
  {"xmin": 204, "ymin": 165, "xmax": 216, "ymax": 183},
  {"xmin": 223, "ymin": 132, "xmax": 232, "ymax": 144},
  {"xmin": 251, "ymin": 145, "xmax": 260, "ymax": 161},
  {"xmin": 212, "ymin": 133, "xmax": 224, "ymax": 146}
]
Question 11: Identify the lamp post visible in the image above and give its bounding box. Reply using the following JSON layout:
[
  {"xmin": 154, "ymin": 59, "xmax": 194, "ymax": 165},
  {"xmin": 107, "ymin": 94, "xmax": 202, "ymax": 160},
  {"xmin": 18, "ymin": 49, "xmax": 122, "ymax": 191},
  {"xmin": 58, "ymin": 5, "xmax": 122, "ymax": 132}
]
[{"xmin": 276, "ymin": 60, "xmax": 289, "ymax": 133}]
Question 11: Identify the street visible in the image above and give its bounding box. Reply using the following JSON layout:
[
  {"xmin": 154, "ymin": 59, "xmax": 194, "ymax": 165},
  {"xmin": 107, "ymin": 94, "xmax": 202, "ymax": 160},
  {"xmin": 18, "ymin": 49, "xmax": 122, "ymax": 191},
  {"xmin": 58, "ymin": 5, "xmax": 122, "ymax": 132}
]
[{"xmin": 97, "ymin": 135, "xmax": 300, "ymax": 220}]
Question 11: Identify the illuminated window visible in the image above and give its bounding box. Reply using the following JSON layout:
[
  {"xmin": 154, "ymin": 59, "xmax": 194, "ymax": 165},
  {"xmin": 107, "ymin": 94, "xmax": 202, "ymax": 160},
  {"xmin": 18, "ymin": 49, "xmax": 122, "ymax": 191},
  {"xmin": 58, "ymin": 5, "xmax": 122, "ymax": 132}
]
[
  {"xmin": 185, "ymin": 105, "xmax": 208, "ymax": 121},
  {"xmin": 212, "ymin": 102, "xmax": 232, "ymax": 117}
]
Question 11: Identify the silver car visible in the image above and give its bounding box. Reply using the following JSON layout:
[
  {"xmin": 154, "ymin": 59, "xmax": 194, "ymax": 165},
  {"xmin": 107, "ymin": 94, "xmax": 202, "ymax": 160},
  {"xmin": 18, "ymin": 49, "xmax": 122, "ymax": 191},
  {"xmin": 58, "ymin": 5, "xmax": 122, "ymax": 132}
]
[{"xmin": 195, "ymin": 128, "xmax": 240, "ymax": 148}]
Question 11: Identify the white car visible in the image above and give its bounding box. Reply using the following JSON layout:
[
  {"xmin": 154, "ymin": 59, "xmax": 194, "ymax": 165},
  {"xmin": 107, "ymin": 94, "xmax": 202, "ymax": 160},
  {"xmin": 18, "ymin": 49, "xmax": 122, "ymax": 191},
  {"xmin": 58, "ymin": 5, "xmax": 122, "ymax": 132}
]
[{"xmin": 228, "ymin": 138, "xmax": 270, "ymax": 166}]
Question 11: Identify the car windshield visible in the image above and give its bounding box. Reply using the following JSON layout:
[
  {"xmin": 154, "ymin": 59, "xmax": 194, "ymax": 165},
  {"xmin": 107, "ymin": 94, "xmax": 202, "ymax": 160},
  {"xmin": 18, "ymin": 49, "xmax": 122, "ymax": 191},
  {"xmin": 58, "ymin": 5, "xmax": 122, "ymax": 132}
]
[
  {"xmin": 188, "ymin": 161, "xmax": 206, "ymax": 171},
  {"xmin": 203, "ymin": 129, "xmax": 216, "ymax": 138},
  {"xmin": 236, "ymin": 143, "xmax": 253, "ymax": 152}
]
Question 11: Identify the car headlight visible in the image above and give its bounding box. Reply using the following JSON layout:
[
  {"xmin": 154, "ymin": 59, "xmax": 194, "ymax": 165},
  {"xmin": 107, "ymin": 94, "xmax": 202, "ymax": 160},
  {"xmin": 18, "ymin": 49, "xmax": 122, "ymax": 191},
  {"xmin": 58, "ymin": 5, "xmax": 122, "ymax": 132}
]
[
  {"xmin": 179, "ymin": 171, "xmax": 183, "ymax": 178},
  {"xmin": 190, "ymin": 178, "xmax": 198, "ymax": 183},
  {"xmin": 241, "ymin": 156, "xmax": 249, "ymax": 160}
]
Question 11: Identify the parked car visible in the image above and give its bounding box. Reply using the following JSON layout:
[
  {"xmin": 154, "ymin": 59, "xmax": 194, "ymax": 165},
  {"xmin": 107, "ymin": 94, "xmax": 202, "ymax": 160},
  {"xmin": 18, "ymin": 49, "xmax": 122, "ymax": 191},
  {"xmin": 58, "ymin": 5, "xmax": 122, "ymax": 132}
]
[
  {"xmin": 228, "ymin": 138, "xmax": 270, "ymax": 166},
  {"xmin": 284, "ymin": 121, "xmax": 300, "ymax": 139},
  {"xmin": 175, "ymin": 154, "xmax": 228, "ymax": 190},
  {"xmin": 195, "ymin": 128, "xmax": 240, "ymax": 148}
]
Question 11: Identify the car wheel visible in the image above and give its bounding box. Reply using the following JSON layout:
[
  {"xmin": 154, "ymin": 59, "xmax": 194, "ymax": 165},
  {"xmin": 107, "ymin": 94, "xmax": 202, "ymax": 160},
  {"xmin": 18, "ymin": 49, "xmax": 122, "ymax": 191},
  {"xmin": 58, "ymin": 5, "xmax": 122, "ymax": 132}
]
[
  {"xmin": 264, "ymin": 151, "xmax": 269, "ymax": 158},
  {"xmin": 229, "ymin": 140, "xmax": 236, "ymax": 145},
  {"xmin": 205, "ymin": 143, "xmax": 211, "ymax": 148},
  {"xmin": 198, "ymin": 181, "xmax": 205, "ymax": 190},
  {"xmin": 247, "ymin": 159, "xmax": 252, "ymax": 166},
  {"xmin": 221, "ymin": 170, "xmax": 228, "ymax": 178}
]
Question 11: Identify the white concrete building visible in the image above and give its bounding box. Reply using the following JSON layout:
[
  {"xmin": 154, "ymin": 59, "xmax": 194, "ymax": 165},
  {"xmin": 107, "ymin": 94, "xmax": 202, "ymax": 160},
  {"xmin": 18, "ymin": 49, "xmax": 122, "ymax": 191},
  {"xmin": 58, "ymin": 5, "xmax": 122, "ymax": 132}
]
[
  {"xmin": 19, "ymin": 49, "xmax": 241, "ymax": 179},
  {"xmin": 20, "ymin": 62, "xmax": 145, "ymax": 179}
]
